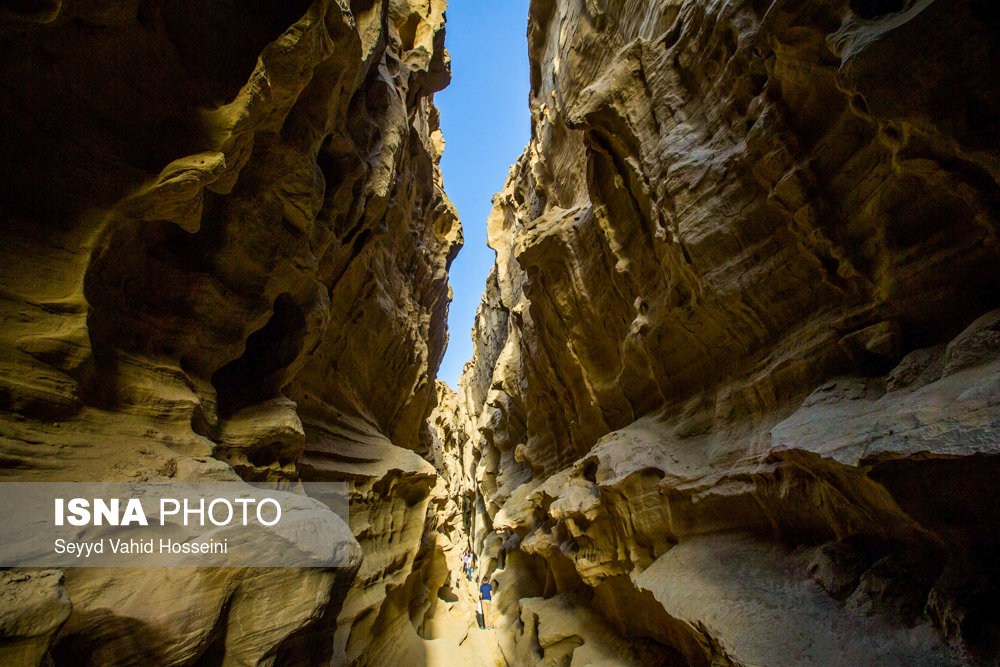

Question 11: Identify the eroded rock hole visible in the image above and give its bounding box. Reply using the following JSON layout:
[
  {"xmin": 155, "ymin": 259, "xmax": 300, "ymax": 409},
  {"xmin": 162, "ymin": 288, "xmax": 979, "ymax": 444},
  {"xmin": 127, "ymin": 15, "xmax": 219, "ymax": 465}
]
[
  {"xmin": 402, "ymin": 481, "xmax": 431, "ymax": 507},
  {"xmin": 398, "ymin": 13, "xmax": 421, "ymax": 51},
  {"xmin": 852, "ymin": 93, "xmax": 870, "ymax": 115},
  {"xmin": 437, "ymin": 584, "xmax": 459, "ymax": 603},
  {"xmin": 662, "ymin": 21, "xmax": 682, "ymax": 50},
  {"xmin": 212, "ymin": 293, "xmax": 305, "ymax": 418},
  {"xmin": 350, "ymin": 0, "xmax": 376, "ymax": 16},
  {"xmin": 247, "ymin": 441, "xmax": 297, "ymax": 468}
]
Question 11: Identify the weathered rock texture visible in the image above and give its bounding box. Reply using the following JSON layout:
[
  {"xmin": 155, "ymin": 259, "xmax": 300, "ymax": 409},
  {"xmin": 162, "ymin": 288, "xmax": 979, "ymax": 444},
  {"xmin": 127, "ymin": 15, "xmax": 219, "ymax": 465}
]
[
  {"xmin": 451, "ymin": 0, "xmax": 1000, "ymax": 664},
  {"xmin": 0, "ymin": 0, "xmax": 463, "ymax": 664}
]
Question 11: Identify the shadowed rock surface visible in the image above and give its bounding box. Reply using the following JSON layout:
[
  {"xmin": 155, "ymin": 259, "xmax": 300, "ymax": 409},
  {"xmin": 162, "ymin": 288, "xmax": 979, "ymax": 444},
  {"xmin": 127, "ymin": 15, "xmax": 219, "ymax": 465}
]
[
  {"xmin": 0, "ymin": 0, "xmax": 464, "ymax": 664},
  {"xmin": 438, "ymin": 0, "xmax": 1000, "ymax": 664}
]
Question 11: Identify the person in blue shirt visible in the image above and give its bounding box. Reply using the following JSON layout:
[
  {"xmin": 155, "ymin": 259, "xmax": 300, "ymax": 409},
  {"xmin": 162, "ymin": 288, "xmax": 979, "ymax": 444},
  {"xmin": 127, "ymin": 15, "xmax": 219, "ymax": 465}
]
[{"xmin": 479, "ymin": 577, "xmax": 493, "ymax": 629}]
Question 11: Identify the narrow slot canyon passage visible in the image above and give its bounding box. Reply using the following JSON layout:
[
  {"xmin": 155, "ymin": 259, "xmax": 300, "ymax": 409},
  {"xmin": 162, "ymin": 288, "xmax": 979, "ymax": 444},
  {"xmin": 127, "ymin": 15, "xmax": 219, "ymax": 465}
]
[{"xmin": 0, "ymin": 1, "xmax": 998, "ymax": 666}]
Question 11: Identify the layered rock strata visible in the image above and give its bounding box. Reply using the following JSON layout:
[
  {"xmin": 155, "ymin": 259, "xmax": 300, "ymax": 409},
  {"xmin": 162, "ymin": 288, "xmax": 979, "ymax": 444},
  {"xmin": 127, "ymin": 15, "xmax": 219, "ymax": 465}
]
[
  {"xmin": 450, "ymin": 0, "xmax": 1000, "ymax": 664},
  {"xmin": 0, "ymin": 0, "xmax": 461, "ymax": 664}
]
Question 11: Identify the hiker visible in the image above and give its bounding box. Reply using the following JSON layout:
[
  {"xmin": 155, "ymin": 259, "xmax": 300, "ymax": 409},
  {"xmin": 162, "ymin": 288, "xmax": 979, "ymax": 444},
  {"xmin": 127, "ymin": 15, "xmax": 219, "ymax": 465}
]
[
  {"xmin": 466, "ymin": 549, "xmax": 476, "ymax": 581},
  {"xmin": 479, "ymin": 576, "xmax": 493, "ymax": 629},
  {"xmin": 461, "ymin": 548, "xmax": 471, "ymax": 579}
]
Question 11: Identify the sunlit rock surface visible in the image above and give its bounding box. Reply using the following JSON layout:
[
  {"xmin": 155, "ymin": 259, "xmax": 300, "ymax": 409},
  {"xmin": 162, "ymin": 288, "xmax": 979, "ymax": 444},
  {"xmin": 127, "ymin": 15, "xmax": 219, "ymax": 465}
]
[
  {"xmin": 450, "ymin": 0, "xmax": 1000, "ymax": 664},
  {"xmin": 0, "ymin": 0, "xmax": 461, "ymax": 664}
]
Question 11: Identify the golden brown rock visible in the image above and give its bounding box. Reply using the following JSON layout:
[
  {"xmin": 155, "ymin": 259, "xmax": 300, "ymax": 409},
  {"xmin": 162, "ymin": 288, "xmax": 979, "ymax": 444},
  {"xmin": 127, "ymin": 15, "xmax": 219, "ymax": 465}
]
[
  {"xmin": 451, "ymin": 0, "xmax": 1000, "ymax": 664},
  {"xmin": 0, "ymin": 0, "xmax": 460, "ymax": 664},
  {"xmin": 0, "ymin": 570, "xmax": 71, "ymax": 667}
]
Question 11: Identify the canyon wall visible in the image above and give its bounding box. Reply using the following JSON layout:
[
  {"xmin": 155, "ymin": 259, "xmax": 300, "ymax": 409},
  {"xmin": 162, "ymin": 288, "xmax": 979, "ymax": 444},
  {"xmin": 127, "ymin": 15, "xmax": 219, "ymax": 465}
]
[
  {"xmin": 0, "ymin": 0, "xmax": 465, "ymax": 664},
  {"xmin": 451, "ymin": 0, "xmax": 1000, "ymax": 664}
]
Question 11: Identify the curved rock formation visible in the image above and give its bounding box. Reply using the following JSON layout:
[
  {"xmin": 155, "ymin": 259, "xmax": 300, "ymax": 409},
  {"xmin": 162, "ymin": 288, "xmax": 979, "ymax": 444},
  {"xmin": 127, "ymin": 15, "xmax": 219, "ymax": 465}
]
[
  {"xmin": 0, "ymin": 0, "xmax": 462, "ymax": 664},
  {"xmin": 449, "ymin": 0, "xmax": 1000, "ymax": 664},
  {"xmin": 2, "ymin": 0, "xmax": 999, "ymax": 664}
]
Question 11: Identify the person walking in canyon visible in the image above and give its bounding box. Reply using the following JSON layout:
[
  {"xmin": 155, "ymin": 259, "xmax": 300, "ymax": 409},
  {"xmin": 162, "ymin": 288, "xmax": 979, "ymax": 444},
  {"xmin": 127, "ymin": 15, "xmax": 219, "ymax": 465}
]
[
  {"xmin": 464, "ymin": 547, "xmax": 476, "ymax": 581},
  {"xmin": 479, "ymin": 576, "xmax": 493, "ymax": 629}
]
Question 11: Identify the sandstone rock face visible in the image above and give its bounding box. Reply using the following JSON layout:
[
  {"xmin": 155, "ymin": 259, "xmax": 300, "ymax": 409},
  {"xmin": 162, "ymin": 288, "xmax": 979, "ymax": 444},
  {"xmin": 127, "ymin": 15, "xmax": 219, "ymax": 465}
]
[
  {"xmin": 452, "ymin": 0, "xmax": 1000, "ymax": 664},
  {"xmin": 0, "ymin": 0, "xmax": 460, "ymax": 664},
  {"xmin": 0, "ymin": 571, "xmax": 71, "ymax": 667}
]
